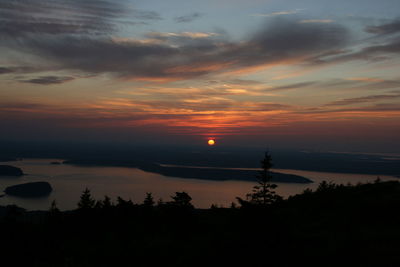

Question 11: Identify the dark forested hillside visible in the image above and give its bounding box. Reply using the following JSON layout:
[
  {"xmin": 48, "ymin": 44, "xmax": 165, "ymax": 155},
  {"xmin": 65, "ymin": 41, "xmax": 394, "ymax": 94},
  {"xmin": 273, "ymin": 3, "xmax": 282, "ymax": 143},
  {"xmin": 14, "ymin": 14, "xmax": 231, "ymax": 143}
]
[{"xmin": 1, "ymin": 180, "xmax": 400, "ymax": 266}]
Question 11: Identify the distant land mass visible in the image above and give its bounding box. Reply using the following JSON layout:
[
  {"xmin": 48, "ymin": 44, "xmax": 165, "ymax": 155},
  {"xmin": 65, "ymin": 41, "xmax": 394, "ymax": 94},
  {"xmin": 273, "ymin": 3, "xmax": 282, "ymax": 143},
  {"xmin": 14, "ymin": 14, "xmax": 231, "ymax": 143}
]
[
  {"xmin": 0, "ymin": 141, "xmax": 399, "ymax": 176},
  {"xmin": 4, "ymin": 182, "xmax": 52, "ymax": 198},
  {"xmin": 0, "ymin": 165, "xmax": 24, "ymax": 176},
  {"xmin": 140, "ymin": 164, "xmax": 313, "ymax": 183},
  {"xmin": 63, "ymin": 159, "xmax": 312, "ymax": 184}
]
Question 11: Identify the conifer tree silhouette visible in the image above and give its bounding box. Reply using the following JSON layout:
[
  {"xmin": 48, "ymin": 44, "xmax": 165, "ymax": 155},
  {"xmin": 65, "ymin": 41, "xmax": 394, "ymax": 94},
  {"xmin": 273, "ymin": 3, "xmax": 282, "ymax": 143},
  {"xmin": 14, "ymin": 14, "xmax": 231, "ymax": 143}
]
[
  {"xmin": 102, "ymin": 195, "xmax": 113, "ymax": 209},
  {"xmin": 143, "ymin": 192, "xmax": 155, "ymax": 207},
  {"xmin": 77, "ymin": 188, "xmax": 95, "ymax": 210},
  {"xmin": 237, "ymin": 151, "xmax": 282, "ymax": 206},
  {"xmin": 171, "ymin": 192, "xmax": 194, "ymax": 208},
  {"xmin": 49, "ymin": 200, "xmax": 60, "ymax": 213}
]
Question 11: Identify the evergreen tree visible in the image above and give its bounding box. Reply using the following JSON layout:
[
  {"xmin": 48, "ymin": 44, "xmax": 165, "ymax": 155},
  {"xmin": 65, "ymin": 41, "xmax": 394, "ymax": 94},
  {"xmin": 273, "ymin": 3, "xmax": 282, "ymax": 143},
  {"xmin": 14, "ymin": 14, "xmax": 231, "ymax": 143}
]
[
  {"xmin": 170, "ymin": 192, "xmax": 194, "ymax": 208},
  {"xmin": 94, "ymin": 200, "xmax": 103, "ymax": 209},
  {"xmin": 317, "ymin": 181, "xmax": 337, "ymax": 192},
  {"xmin": 49, "ymin": 200, "xmax": 60, "ymax": 213},
  {"xmin": 157, "ymin": 198, "xmax": 164, "ymax": 206},
  {"xmin": 116, "ymin": 196, "xmax": 134, "ymax": 209},
  {"xmin": 48, "ymin": 200, "xmax": 61, "ymax": 221},
  {"xmin": 210, "ymin": 204, "xmax": 219, "ymax": 209},
  {"xmin": 102, "ymin": 195, "xmax": 113, "ymax": 209},
  {"xmin": 238, "ymin": 151, "xmax": 282, "ymax": 206},
  {"xmin": 143, "ymin": 192, "xmax": 155, "ymax": 207},
  {"xmin": 77, "ymin": 188, "xmax": 95, "ymax": 210}
]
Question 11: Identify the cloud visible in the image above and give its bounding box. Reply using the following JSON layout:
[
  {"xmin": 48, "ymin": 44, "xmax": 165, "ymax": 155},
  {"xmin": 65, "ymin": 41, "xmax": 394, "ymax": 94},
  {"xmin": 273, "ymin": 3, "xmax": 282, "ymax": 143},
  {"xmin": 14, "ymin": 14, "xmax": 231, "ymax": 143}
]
[
  {"xmin": 325, "ymin": 93, "xmax": 400, "ymax": 106},
  {"xmin": 174, "ymin": 12, "xmax": 202, "ymax": 23},
  {"xmin": 0, "ymin": 102, "xmax": 47, "ymax": 110},
  {"xmin": 307, "ymin": 36, "xmax": 400, "ymax": 65},
  {"xmin": 299, "ymin": 19, "xmax": 334, "ymax": 24},
  {"xmin": 0, "ymin": 66, "xmax": 41, "ymax": 75},
  {"xmin": 347, "ymin": 40, "xmax": 400, "ymax": 61},
  {"xmin": 237, "ymin": 19, "xmax": 348, "ymax": 68},
  {"xmin": 0, "ymin": 67, "xmax": 14, "ymax": 74},
  {"xmin": 365, "ymin": 19, "xmax": 400, "ymax": 35},
  {"xmin": 261, "ymin": 78, "xmax": 400, "ymax": 95},
  {"xmin": 252, "ymin": 9, "xmax": 302, "ymax": 17},
  {"xmin": 5, "ymin": 18, "xmax": 349, "ymax": 82},
  {"xmin": 303, "ymin": 19, "xmax": 400, "ymax": 65},
  {"xmin": 265, "ymin": 81, "xmax": 317, "ymax": 91},
  {"xmin": 146, "ymin": 31, "xmax": 218, "ymax": 39},
  {"xmin": 1, "ymin": 91, "xmax": 399, "ymax": 140},
  {"xmin": 361, "ymin": 39, "xmax": 400, "ymax": 54},
  {"xmin": 20, "ymin": 76, "xmax": 75, "ymax": 85},
  {"xmin": 305, "ymin": 103, "xmax": 400, "ymax": 115},
  {"xmin": 0, "ymin": 0, "xmax": 161, "ymax": 37}
]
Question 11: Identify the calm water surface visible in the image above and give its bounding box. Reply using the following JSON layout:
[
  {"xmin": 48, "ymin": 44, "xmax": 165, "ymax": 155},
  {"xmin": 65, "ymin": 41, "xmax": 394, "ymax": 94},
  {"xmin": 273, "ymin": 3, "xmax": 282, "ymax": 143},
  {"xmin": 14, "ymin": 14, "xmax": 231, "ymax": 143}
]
[{"xmin": 0, "ymin": 159, "xmax": 397, "ymax": 210}]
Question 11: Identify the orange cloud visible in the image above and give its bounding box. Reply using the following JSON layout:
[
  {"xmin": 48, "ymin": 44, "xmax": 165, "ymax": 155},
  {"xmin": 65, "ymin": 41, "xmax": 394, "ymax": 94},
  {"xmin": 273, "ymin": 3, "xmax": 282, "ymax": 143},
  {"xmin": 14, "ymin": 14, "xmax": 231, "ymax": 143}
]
[
  {"xmin": 347, "ymin": 77, "xmax": 387, "ymax": 83},
  {"xmin": 165, "ymin": 62, "xmax": 233, "ymax": 74}
]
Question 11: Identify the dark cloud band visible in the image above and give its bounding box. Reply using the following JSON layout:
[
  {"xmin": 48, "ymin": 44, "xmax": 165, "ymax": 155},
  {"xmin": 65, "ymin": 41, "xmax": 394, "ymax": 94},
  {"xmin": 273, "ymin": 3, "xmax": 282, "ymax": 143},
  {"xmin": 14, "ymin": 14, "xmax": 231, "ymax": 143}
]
[
  {"xmin": 12, "ymin": 19, "xmax": 349, "ymax": 81},
  {"xmin": 21, "ymin": 76, "xmax": 75, "ymax": 85}
]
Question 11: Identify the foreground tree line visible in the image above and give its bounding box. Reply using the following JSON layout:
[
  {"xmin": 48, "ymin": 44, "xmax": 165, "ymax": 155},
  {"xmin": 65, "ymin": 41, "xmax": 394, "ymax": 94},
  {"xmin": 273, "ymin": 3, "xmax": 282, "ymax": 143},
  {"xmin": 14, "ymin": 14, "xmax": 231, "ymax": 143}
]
[
  {"xmin": 1, "ymin": 152, "xmax": 400, "ymax": 267},
  {"xmin": 69, "ymin": 151, "xmax": 282, "ymax": 211}
]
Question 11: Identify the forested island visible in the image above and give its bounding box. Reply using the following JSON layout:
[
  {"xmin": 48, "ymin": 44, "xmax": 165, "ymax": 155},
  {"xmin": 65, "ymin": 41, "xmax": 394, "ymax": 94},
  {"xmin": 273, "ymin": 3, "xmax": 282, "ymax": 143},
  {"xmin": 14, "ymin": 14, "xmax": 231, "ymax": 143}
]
[
  {"xmin": 0, "ymin": 165, "xmax": 24, "ymax": 176},
  {"xmin": 4, "ymin": 181, "xmax": 52, "ymax": 197},
  {"xmin": 63, "ymin": 159, "xmax": 313, "ymax": 183}
]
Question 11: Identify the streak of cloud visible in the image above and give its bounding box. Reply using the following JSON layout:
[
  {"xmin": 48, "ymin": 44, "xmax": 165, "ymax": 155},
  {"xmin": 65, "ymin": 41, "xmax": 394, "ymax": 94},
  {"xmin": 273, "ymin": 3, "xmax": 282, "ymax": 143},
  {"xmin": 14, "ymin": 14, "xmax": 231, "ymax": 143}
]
[
  {"xmin": 21, "ymin": 76, "xmax": 75, "ymax": 85},
  {"xmin": 365, "ymin": 19, "xmax": 400, "ymax": 35},
  {"xmin": 299, "ymin": 19, "xmax": 334, "ymax": 24},
  {"xmin": 174, "ymin": 12, "xmax": 203, "ymax": 23},
  {"xmin": 325, "ymin": 93, "xmax": 400, "ymax": 106},
  {"xmin": 252, "ymin": 9, "xmax": 303, "ymax": 17}
]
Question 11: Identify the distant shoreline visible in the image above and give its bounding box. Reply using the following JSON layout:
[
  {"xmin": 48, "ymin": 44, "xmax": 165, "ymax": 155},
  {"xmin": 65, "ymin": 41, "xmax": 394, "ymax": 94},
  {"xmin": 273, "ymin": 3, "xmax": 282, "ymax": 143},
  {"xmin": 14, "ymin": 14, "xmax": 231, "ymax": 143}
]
[
  {"xmin": 63, "ymin": 159, "xmax": 313, "ymax": 184},
  {"xmin": 2, "ymin": 147, "xmax": 400, "ymax": 176}
]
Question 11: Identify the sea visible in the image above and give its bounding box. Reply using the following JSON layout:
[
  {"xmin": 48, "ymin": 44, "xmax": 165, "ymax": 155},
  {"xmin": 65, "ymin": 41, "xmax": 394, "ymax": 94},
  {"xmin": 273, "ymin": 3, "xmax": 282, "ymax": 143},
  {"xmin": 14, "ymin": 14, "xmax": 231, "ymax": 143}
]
[{"xmin": 0, "ymin": 158, "xmax": 398, "ymax": 210}]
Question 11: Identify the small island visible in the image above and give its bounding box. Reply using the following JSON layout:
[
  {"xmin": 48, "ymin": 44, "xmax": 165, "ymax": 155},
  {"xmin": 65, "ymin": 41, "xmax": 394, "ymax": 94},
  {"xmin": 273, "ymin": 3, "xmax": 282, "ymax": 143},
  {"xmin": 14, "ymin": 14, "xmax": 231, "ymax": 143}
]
[
  {"xmin": 140, "ymin": 164, "xmax": 313, "ymax": 184},
  {"xmin": 4, "ymin": 182, "xmax": 52, "ymax": 198},
  {"xmin": 63, "ymin": 160, "xmax": 313, "ymax": 184},
  {"xmin": 0, "ymin": 165, "xmax": 24, "ymax": 176}
]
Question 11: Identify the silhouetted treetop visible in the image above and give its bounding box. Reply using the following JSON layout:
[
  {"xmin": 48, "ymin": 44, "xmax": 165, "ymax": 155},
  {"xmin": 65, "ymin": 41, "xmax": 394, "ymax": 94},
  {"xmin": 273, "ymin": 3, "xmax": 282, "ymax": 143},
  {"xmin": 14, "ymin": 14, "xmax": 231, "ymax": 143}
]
[
  {"xmin": 143, "ymin": 192, "xmax": 155, "ymax": 207},
  {"xmin": 102, "ymin": 195, "xmax": 113, "ymax": 209},
  {"xmin": 77, "ymin": 188, "xmax": 95, "ymax": 210},
  {"xmin": 237, "ymin": 151, "xmax": 282, "ymax": 207},
  {"xmin": 170, "ymin": 192, "xmax": 194, "ymax": 208}
]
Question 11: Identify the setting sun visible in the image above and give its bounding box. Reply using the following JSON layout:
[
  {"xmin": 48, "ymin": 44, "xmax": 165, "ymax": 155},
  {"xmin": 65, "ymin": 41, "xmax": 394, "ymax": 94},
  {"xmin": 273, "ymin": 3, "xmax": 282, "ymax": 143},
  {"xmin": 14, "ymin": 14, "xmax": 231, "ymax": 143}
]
[{"xmin": 208, "ymin": 139, "xmax": 215, "ymax": 146}]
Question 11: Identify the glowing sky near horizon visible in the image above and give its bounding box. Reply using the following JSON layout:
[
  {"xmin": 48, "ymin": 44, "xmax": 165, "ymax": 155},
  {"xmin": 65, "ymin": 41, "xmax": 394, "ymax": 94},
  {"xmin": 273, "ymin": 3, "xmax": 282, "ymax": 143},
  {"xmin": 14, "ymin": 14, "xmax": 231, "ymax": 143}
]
[{"xmin": 0, "ymin": 0, "xmax": 400, "ymax": 151}]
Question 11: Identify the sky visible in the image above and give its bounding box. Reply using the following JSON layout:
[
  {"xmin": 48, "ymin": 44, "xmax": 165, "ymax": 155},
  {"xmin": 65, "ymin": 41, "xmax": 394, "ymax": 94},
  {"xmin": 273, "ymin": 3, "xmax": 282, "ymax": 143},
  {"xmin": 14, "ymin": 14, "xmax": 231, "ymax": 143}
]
[{"xmin": 1, "ymin": 0, "xmax": 400, "ymax": 152}]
